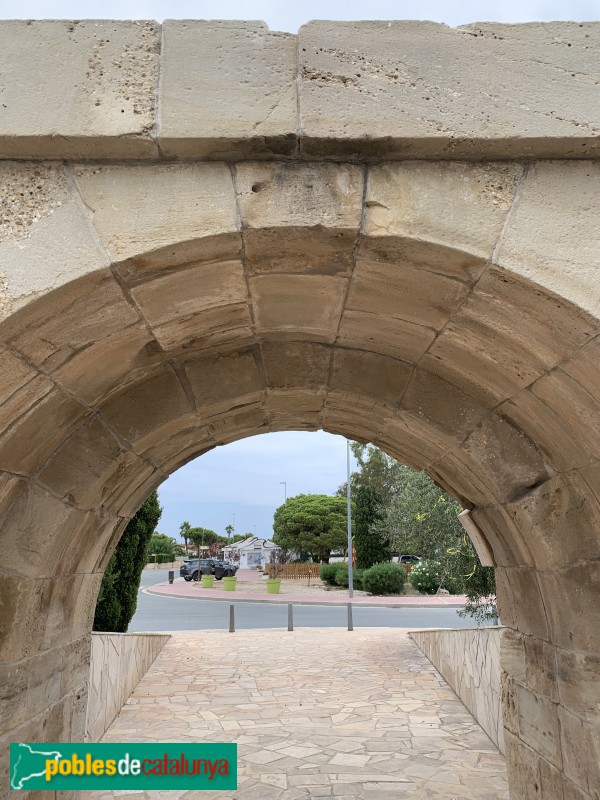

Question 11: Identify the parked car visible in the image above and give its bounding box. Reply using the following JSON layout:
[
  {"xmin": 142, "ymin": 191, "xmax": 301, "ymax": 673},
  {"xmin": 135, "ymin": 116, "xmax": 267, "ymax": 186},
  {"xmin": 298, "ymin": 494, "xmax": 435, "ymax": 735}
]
[
  {"xmin": 398, "ymin": 554, "xmax": 422, "ymax": 565},
  {"xmin": 180, "ymin": 559, "xmax": 238, "ymax": 581}
]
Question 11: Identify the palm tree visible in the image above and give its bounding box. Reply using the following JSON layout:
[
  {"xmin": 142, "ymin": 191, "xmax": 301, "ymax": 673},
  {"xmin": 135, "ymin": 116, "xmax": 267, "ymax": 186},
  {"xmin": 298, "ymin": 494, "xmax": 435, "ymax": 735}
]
[
  {"xmin": 179, "ymin": 520, "xmax": 192, "ymax": 556},
  {"xmin": 225, "ymin": 523, "xmax": 234, "ymax": 545}
]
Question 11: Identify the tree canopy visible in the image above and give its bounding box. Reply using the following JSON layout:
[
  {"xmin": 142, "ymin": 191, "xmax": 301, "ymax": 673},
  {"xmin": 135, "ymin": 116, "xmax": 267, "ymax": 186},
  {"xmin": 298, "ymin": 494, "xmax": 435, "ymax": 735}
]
[
  {"xmin": 93, "ymin": 491, "xmax": 162, "ymax": 633},
  {"xmin": 273, "ymin": 494, "xmax": 348, "ymax": 562},
  {"xmin": 148, "ymin": 532, "xmax": 176, "ymax": 561},
  {"xmin": 188, "ymin": 527, "xmax": 227, "ymax": 557}
]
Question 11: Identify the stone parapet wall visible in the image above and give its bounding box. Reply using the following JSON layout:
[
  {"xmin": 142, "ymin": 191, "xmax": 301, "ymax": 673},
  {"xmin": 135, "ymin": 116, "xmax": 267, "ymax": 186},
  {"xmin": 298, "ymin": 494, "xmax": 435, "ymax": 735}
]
[
  {"xmin": 0, "ymin": 19, "xmax": 599, "ymax": 160},
  {"xmin": 86, "ymin": 632, "xmax": 170, "ymax": 741},
  {"xmin": 410, "ymin": 627, "xmax": 503, "ymax": 752}
]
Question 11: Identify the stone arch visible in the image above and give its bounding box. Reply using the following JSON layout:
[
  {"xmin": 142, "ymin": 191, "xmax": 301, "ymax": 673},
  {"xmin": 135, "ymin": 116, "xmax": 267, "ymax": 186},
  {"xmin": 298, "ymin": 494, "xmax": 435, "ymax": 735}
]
[
  {"xmin": 1, "ymin": 156, "xmax": 600, "ymax": 798},
  {"xmin": 1, "ymin": 15, "xmax": 600, "ymax": 796}
]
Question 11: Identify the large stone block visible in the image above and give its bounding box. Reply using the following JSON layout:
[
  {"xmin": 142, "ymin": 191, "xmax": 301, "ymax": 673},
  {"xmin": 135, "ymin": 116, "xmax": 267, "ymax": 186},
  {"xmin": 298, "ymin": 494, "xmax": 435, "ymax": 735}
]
[
  {"xmin": 559, "ymin": 707, "xmax": 600, "ymax": 797},
  {"xmin": 471, "ymin": 505, "xmax": 534, "ymax": 568},
  {"xmin": 515, "ymin": 683, "xmax": 562, "ymax": 767},
  {"xmin": 497, "ymin": 161, "xmax": 600, "ymax": 318},
  {"xmin": 364, "ymin": 162, "xmax": 522, "ymax": 278},
  {"xmin": 505, "ymin": 473, "xmax": 600, "ymax": 571},
  {"xmin": 299, "ymin": 21, "xmax": 600, "ymax": 158},
  {"xmin": 461, "ymin": 413, "xmax": 549, "ymax": 504},
  {"xmin": 329, "ymin": 349, "xmax": 412, "ymax": 407},
  {"xmin": 261, "ymin": 341, "xmax": 331, "ymax": 391},
  {"xmin": 400, "ymin": 368, "xmax": 489, "ymax": 445},
  {"xmin": 0, "ymin": 21, "xmax": 159, "ymax": 158},
  {"xmin": 500, "ymin": 388, "xmax": 591, "ymax": 472},
  {"xmin": 235, "ymin": 162, "xmax": 363, "ymax": 273},
  {"xmin": 130, "ymin": 260, "xmax": 249, "ymax": 351},
  {"xmin": 0, "ymin": 386, "xmax": 89, "ymax": 476},
  {"xmin": 346, "ymin": 257, "xmax": 469, "ymax": 332},
  {"xmin": 159, "ymin": 21, "xmax": 297, "ymax": 158},
  {"xmin": 250, "ymin": 274, "xmax": 347, "ymax": 341},
  {"xmin": 184, "ymin": 350, "xmax": 264, "ymax": 415},
  {"xmin": 99, "ymin": 367, "xmax": 193, "ymax": 453},
  {"xmin": 37, "ymin": 416, "xmax": 148, "ymax": 513},
  {"xmin": 0, "ymin": 163, "xmax": 110, "ymax": 321},
  {"xmin": 74, "ymin": 163, "xmax": 239, "ymax": 264},
  {"xmin": 538, "ymin": 563, "xmax": 600, "ymax": 652},
  {"xmin": 337, "ymin": 310, "xmax": 435, "ymax": 365},
  {"xmin": 556, "ymin": 648, "xmax": 600, "ymax": 723},
  {"xmin": 421, "ymin": 266, "xmax": 597, "ymax": 406}
]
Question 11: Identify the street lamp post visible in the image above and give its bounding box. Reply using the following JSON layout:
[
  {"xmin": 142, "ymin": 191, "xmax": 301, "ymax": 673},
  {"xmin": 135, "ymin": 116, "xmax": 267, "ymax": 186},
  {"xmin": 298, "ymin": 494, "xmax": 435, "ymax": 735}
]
[
  {"xmin": 347, "ymin": 440, "xmax": 354, "ymax": 598},
  {"xmin": 280, "ymin": 481, "xmax": 287, "ymax": 502}
]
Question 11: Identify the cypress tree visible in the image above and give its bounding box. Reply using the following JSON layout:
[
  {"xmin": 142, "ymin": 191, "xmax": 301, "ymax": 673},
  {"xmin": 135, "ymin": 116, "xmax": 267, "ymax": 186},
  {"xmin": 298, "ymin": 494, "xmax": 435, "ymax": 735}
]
[
  {"xmin": 93, "ymin": 491, "xmax": 162, "ymax": 632},
  {"xmin": 354, "ymin": 485, "xmax": 389, "ymax": 569}
]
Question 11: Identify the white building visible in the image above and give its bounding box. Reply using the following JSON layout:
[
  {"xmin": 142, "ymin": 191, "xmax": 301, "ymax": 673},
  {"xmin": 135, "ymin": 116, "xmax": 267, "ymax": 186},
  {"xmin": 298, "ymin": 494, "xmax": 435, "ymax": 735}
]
[{"xmin": 222, "ymin": 536, "xmax": 278, "ymax": 568}]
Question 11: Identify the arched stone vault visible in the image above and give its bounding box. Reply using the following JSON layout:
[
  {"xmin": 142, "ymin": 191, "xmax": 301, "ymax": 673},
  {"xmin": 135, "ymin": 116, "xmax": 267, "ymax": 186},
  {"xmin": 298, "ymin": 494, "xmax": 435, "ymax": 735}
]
[{"xmin": 1, "ymin": 18, "xmax": 600, "ymax": 800}]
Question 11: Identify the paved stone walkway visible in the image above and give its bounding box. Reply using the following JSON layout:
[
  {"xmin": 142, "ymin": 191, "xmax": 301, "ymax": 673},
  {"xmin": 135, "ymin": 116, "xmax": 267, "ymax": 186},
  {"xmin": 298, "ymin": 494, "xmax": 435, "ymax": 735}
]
[{"xmin": 82, "ymin": 629, "xmax": 508, "ymax": 800}]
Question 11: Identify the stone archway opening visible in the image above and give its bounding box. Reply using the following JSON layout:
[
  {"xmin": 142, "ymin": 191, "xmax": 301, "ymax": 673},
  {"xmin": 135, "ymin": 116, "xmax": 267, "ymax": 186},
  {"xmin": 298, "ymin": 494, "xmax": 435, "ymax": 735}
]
[{"xmin": 1, "ymin": 19, "xmax": 600, "ymax": 799}]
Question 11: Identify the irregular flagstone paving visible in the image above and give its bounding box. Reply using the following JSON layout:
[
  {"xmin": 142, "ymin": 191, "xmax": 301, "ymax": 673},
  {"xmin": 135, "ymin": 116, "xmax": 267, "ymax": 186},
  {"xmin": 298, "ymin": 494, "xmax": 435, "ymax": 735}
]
[{"xmin": 81, "ymin": 629, "xmax": 509, "ymax": 800}]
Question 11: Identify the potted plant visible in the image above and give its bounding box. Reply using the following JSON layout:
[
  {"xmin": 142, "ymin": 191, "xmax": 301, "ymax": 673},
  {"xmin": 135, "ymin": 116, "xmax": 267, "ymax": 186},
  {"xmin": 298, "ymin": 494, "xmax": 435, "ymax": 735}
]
[
  {"xmin": 201, "ymin": 573, "xmax": 215, "ymax": 589},
  {"xmin": 265, "ymin": 547, "xmax": 291, "ymax": 595}
]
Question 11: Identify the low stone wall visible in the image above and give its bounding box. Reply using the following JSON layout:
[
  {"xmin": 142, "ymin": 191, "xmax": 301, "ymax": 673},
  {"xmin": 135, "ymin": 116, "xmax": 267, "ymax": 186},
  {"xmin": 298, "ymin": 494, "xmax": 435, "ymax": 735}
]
[
  {"xmin": 86, "ymin": 632, "xmax": 170, "ymax": 741},
  {"xmin": 410, "ymin": 627, "xmax": 504, "ymax": 753}
]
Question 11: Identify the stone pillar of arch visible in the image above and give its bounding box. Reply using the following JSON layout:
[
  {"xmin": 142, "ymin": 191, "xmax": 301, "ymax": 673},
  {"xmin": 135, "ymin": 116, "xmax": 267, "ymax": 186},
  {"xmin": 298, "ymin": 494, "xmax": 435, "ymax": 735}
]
[{"xmin": 1, "ymin": 20, "xmax": 600, "ymax": 800}]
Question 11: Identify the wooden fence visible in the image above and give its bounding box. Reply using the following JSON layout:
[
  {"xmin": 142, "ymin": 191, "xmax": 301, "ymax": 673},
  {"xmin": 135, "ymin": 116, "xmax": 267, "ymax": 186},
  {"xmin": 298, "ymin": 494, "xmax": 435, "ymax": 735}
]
[{"xmin": 267, "ymin": 563, "xmax": 321, "ymax": 580}]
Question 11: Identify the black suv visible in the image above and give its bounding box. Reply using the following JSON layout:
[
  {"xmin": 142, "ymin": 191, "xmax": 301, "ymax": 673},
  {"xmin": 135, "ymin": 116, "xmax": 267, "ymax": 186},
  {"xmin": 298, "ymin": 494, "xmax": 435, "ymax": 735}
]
[{"xmin": 180, "ymin": 558, "xmax": 238, "ymax": 581}]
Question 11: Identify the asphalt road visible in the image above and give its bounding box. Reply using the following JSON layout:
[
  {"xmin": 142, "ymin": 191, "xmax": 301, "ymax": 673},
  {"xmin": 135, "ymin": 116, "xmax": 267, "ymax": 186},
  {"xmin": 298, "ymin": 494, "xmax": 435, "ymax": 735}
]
[{"xmin": 130, "ymin": 569, "xmax": 483, "ymax": 632}]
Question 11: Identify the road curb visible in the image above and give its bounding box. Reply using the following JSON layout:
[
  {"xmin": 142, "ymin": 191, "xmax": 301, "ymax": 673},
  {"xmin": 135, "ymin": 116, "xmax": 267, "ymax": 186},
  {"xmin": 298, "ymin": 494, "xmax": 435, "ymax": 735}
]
[{"xmin": 143, "ymin": 586, "xmax": 467, "ymax": 609}]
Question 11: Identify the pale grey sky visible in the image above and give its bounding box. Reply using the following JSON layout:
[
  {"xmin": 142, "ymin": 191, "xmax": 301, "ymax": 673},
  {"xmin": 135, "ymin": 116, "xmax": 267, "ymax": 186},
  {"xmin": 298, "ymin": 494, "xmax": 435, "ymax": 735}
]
[{"xmin": 3, "ymin": 0, "xmax": 595, "ymax": 539}]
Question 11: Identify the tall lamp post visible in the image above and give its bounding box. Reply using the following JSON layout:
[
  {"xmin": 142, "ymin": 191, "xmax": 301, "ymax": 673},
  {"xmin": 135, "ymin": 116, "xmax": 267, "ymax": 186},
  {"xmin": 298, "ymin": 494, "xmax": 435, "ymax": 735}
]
[
  {"xmin": 280, "ymin": 481, "xmax": 287, "ymax": 502},
  {"xmin": 347, "ymin": 440, "xmax": 354, "ymax": 598}
]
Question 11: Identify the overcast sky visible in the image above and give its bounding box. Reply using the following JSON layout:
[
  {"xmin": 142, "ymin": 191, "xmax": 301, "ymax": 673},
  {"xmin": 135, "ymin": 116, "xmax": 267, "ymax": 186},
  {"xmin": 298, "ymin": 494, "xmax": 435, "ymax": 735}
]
[{"xmin": 3, "ymin": 0, "xmax": 595, "ymax": 539}]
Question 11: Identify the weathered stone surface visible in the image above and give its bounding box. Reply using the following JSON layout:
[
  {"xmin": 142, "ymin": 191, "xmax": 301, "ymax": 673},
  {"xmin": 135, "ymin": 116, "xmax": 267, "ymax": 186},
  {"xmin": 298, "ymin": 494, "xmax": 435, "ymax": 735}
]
[
  {"xmin": 505, "ymin": 473, "xmax": 600, "ymax": 571},
  {"xmin": 501, "ymin": 568, "xmax": 550, "ymax": 641},
  {"xmin": 74, "ymin": 163, "xmax": 239, "ymax": 263},
  {"xmin": 422, "ymin": 266, "xmax": 597, "ymax": 406},
  {"xmin": 261, "ymin": 341, "xmax": 330, "ymax": 390},
  {"xmin": 236, "ymin": 162, "xmax": 363, "ymax": 273},
  {"xmin": 37, "ymin": 416, "xmax": 149, "ymax": 513},
  {"xmin": 471, "ymin": 504, "xmax": 534, "ymax": 568},
  {"xmin": 347, "ymin": 257, "xmax": 469, "ymax": 332},
  {"xmin": 0, "ymin": 271, "xmax": 140, "ymax": 373},
  {"xmin": 0, "ymin": 386, "xmax": 89, "ymax": 476},
  {"xmin": 500, "ymin": 388, "xmax": 591, "ymax": 472},
  {"xmin": 515, "ymin": 683, "xmax": 561, "ymax": 767},
  {"xmin": 160, "ymin": 21, "xmax": 297, "ymax": 158},
  {"xmin": 251, "ymin": 275, "xmax": 347, "ymax": 340},
  {"xmin": 556, "ymin": 648, "xmax": 600, "ymax": 722},
  {"xmin": 364, "ymin": 162, "xmax": 521, "ymax": 278},
  {"xmin": 498, "ymin": 161, "xmax": 600, "ymax": 317},
  {"xmin": 400, "ymin": 369, "xmax": 489, "ymax": 444},
  {"xmin": 184, "ymin": 350, "xmax": 264, "ymax": 415},
  {"xmin": 0, "ymin": 21, "xmax": 159, "ymax": 158},
  {"xmin": 559, "ymin": 708, "xmax": 600, "ymax": 797},
  {"xmin": 337, "ymin": 310, "xmax": 435, "ymax": 364},
  {"xmin": 299, "ymin": 21, "xmax": 600, "ymax": 158},
  {"xmin": 99, "ymin": 368, "xmax": 193, "ymax": 453},
  {"xmin": 538, "ymin": 563, "xmax": 600, "ymax": 652},
  {"xmin": 0, "ymin": 164, "xmax": 110, "ymax": 320},
  {"xmin": 130, "ymin": 260, "xmax": 249, "ymax": 351},
  {"xmin": 461, "ymin": 414, "xmax": 549, "ymax": 504},
  {"xmin": 329, "ymin": 349, "xmax": 412, "ymax": 406}
]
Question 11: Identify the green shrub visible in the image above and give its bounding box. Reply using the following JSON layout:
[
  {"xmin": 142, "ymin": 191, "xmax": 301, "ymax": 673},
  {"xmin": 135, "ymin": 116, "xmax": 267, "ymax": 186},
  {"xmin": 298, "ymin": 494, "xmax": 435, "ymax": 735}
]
[
  {"xmin": 320, "ymin": 563, "xmax": 339, "ymax": 586},
  {"xmin": 363, "ymin": 562, "xmax": 406, "ymax": 595},
  {"xmin": 353, "ymin": 568, "xmax": 365, "ymax": 591},
  {"xmin": 334, "ymin": 564, "xmax": 349, "ymax": 587},
  {"xmin": 441, "ymin": 573, "xmax": 463, "ymax": 595},
  {"xmin": 409, "ymin": 559, "xmax": 443, "ymax": 595}
]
